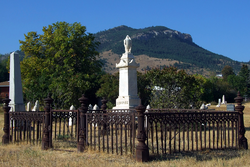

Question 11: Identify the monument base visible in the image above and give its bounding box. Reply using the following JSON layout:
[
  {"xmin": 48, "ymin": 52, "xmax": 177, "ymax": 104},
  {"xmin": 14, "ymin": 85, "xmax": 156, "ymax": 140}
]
[{"xmin": 113, "ymin": 95, "xmax": 140, "ymax": 109}]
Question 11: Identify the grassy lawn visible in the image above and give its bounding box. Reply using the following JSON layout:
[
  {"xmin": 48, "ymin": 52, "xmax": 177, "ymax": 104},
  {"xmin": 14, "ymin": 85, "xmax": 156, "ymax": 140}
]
[{"xmin": 0, "ymin": 103, "xmax": 250, "ymax": 167}]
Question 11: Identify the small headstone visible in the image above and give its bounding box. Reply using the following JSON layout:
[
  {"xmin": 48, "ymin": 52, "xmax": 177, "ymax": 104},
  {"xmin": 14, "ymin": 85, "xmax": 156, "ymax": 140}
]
[
  {"xmin": 227, "ymin": 104, "xmax": 235, "ymax": 111},
  {"xmin": 69, "ymin": 105, "xmax": 75, "ymax": 126},
  {"xmin": 145, "ymin": 105, "xmax": 150, "ymax": 128},
  {"xmin": 205, "ymin": 103, "xmax": 211, "ymax": 107},
  {"xmin": 26, "ymin": 102, "xmax": 31, "ymax": 111},
  {"xmin": 221, "ymin": 95, "xmax": 225, "ymax": 104},
  {"xmin": 200, "ymin": 103, "xmax": 205, "ymax": 110},
  {"xmin": 32, "ymin": 100, "xmax": 39, "ymax": 111},
  {"xmin": 216, "ymin": 98, "xmax": 221, "ymax": 107},
  {"xmin": 92, "ymin": 104, "xmax": 99, "ymax": 127},
  {"xmin": 93, "ymin": 104, "xmax": 99, "ymax": 110}
]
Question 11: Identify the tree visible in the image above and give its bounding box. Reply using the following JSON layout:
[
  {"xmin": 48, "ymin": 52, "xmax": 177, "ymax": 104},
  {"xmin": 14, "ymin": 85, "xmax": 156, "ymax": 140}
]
[
  {"xmin": 19, "ymin": 22, "xmax": 103, "ymax": 108},
  {"xmin": 221, "ymin": 65, "xmax": 235, "ymax": 81},
  {"xmin": 96, "ymin": 72, "xmax": 119, "ymax": 109},
  {"xmin": 0, "ymin": 58, "xmax": 9, "ymax": 82},
  {"xmin": 137, "ymin": 71, "xmax": 151, "ymax": 106},
  {"xmin": 144, "ymin": 67, "xmax": 205, "ymax": 109},
  {"xmin": 227, "ymin": 75, "xmax": 245, "ymax": 93},
  {"xmin": 237, "ymin": 64, "xmax": 249, "ymax": 95}
]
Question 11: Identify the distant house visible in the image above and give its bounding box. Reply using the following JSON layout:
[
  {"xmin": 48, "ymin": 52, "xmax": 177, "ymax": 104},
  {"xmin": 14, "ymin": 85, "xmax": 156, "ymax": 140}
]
[
  {"xmin": 0, "ymin": 81, "xmax": 9, "ymax": 99},
  {"xmin": 216, "ymin": 74, "xmax": 223, "ymax": 78}
]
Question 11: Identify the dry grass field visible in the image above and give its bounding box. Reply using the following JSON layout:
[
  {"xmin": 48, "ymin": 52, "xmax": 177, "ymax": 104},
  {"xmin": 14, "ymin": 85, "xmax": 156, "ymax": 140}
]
[{"xmin": 0, "ymin": 103, "xmax": 250, "ymax": 167}]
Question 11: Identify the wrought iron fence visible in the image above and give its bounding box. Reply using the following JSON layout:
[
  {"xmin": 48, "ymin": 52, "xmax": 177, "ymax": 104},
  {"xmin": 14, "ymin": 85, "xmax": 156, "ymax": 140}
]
[
  {"xmin": 9, "ymin": 111, "xmax": 44, "ymax": 144},
  {"xmin": 86, "ymin": 111, "xmax": 137, "ymax": 155},
  {"xmin": 145, "ymin": 111, "xmax": 239, "ymax": 155},
  {"xmin": 2, "ymin": 92, "xmax": 248, "ymax": 162}
]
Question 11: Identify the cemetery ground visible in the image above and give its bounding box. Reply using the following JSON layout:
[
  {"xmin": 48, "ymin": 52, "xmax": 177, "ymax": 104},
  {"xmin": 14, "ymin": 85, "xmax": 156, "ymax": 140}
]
[{"xmin": 0, "ymin": 103, "xmax": 250, "ymax": 167}]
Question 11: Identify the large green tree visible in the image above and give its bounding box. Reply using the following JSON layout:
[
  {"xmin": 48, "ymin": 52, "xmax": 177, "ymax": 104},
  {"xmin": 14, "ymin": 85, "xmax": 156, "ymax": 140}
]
[
  {"xmin": 145, "ymin": 67, "xmax": 205, "ymax": 109},
  {"xmin": 0, "ymin": 58, "xmax": 9, "ymax": 82},
  {"xmin": 228, "ymin": 64, "xmax": 250, "ymax": 96},
  {"xmin": 221, "ymin": 65, "xmax": 235, "ymax": 81},
  {"xmin": 19, "ymin": 22, "xmax": 103, "ymax": 108},
  {"xmin": 96, "ymin": 72, "xmax": 119, "ymax": 109}
]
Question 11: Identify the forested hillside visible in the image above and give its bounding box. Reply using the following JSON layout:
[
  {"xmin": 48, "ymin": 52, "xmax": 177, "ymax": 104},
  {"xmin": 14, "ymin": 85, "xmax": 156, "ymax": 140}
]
[{"xmin": 95, "ymin": 25, "xmax": 246, "ymax": 73}]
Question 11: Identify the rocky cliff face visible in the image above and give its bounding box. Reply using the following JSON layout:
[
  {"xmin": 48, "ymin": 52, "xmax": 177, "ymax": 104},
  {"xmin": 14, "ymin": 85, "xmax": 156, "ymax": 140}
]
[
  {"xmin": 95, "ymin": 25, "xmax": 193, "ymax": 43},
  {"xmin": 131, "ymin": 29, "xmax": 192, "ymax": 42}
]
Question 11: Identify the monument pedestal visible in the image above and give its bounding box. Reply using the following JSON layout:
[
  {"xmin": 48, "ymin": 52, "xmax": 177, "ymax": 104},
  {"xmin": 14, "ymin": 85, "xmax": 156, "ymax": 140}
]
[
  {"xmin": 113, "ymin": 36, "xmax": 140, "ymax": 109},
  {"xmin": 113, "ymin": 95, "xmax": 140, "ymax": 109}
]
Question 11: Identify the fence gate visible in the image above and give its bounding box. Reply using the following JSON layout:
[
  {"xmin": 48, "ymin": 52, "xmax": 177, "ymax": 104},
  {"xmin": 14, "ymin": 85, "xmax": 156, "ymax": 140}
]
[
  {"xmin": 85, "ymin": 110, "xmax": 137, "ymax": 155},
  {"xmin": 50, "ymin": 110, "xmax": 79, "ymax": 150}
]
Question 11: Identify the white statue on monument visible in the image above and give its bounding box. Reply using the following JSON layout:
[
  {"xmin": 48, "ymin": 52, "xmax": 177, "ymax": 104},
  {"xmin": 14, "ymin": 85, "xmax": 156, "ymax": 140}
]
[
  {"xmin": 124, "ymin": 35, "xmax": 132, "ymax": 54},
  {"xmin": 113, "ymin": 35, "xmax": 140, "ymax": 110}
]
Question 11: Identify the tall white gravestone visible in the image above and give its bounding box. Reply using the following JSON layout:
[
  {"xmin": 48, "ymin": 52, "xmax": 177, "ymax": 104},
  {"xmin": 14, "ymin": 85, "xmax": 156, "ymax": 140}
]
[
  {"xmin": 113, "ymin": 35, "xmax": 140, "ymax": 109},
  {"xmin": 9, "ymin": 52, "xmax": 25, "ymax": 111}
]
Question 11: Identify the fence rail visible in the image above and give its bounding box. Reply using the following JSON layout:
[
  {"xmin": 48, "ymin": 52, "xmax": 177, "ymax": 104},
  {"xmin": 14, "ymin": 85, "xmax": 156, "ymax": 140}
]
[
  {"xmin": 9, "ymin": 111, "xmax": 44, "ymax": 144},
  {"xmin": 145, "ymin": 111, "xmax": 239, "ymax": 155},
  {"xmin": 2, "ymin": 92, "xmax": 248, "ymax": 162}
]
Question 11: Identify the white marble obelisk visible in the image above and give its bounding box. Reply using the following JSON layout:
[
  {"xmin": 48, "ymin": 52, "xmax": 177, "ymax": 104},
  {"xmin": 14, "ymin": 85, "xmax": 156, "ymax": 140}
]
[
  {"xmin": 113, "ymin": 35, "xmax": 140, "ymax": 109},
  {"xmin": 9, "ymin": 52, "xmax": 25, "ymax": 111}
]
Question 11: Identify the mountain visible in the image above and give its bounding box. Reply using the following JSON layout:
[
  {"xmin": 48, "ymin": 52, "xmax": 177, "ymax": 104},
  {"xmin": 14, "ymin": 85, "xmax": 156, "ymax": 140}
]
[{"xmin": 94, "ymin": 25, "xmax": 247, "ymax": 76}]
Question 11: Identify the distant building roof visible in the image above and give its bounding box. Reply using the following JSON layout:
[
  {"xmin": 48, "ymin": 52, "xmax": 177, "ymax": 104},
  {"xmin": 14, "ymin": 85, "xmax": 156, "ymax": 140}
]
[
  {"xmin": 216, "ymin": 74, "xmax": 223, "ymax": 78},
  {"xmin": 0, "ymin": 81, "xmax": 9, "ymax": 87}
]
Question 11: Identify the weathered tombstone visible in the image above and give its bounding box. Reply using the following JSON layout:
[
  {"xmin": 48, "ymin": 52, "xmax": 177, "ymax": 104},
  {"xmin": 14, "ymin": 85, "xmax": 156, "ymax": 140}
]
[
  {"xmin": 244, "ymin": 95, "xmax": 247, "ymax": 102},
  {"xmin": 9, "ymin": 52, "xmax": 25, "ymax": 111},
  {"xmin": 205, "ymin": 103, "xmax": 211, "ymax": 107},
  {"xmin": 200, "ymin": 103, "xmax": 205, "ymax": 110},
  {"xmin": 32, "ymin": 100, "xmax": 39, "ymax": 111},
  {"xmin": 227, "ymin": 104, "xmax": 235, "ymax": 111},
  {"xmin": 88, "ymin": 104, "xmax": 93, "ymax": 110},
  {"xmin": 93, "ymin": 104, "xmax": 99, "ymax": 111},
  {"xmin": 113, "ymin": 35, "xmax": 140, "ymax": 110},
  {"xmin": 145, "ymin": 105, "xmax": 150, "ymax": 128},
  {"xmin": 221, "ymin": 95, "xmax": 225, "ymax": 104},
  {"xmin": 69, "ymin": 105, "xmax": 75, "ymax": 126},
  {"xmin": 92, "ymin": 104, "xmax": 99, "ymax": 127},
  {"xmin": 26, "ymin": 102, "xmax": 31, "ymax": 111},
  {"xmin": 216, "ymin": 98, "xmax": 221, "ymax": 107}
]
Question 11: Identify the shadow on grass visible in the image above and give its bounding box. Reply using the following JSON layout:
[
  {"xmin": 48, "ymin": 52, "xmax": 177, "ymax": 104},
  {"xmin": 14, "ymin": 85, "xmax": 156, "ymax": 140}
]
[{"xmin": 149, "ymin": 149, "xmax": 245, "ymax": 162}]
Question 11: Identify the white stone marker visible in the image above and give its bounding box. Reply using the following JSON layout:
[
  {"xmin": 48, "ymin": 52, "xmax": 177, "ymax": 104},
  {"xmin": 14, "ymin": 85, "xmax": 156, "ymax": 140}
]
[
  {"xmin": 113, "ymin": 35, "xmax": 140, "ymax": 109},
  {"xmin": 26, "ymin": 102, "xmax": 31, "ymax": 111},
  {"xmin": 69, "ymin": 105, "xmax": 75, "ymax": 126},
  {"xmin": 9, "ymin": 52, "xmax": 25, "ymax": 111},
  {"xmin": 92, "ymin": 104, "xmax": 99, "ymax": 127},
  {"xmin": 93, "ymin": 104, "xmax": 99, "ymax": 111},
  {"xmin": 145, "ymin": 105, "xmax": 150, "ymax": 128},
  {"xmin": 221, "ymin": 95, "xmax": 225, "ymax": 104},
  {"xmin": 32, "ymin": 100, "xmax": 39, "ymax": 111},
  {"xmin": 216, "ymin": 98, "xmax": 221, "ymax": 107}
]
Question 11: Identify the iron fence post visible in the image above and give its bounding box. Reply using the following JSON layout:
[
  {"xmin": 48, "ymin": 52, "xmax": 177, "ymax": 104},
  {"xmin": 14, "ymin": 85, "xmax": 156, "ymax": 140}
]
[
  {"xmin": 235, "ymin": 91, "xmax": 248, "ymax": 149},
  {"xmin": 77, "ymin": 94, "xmax": 88, "ymax": 152},
  {"xmin": 2, "ymin": 95, "xmax": 11, "ymax": 145},
  {"xmin": 42, "ymin": 93, "xmax": 53, "ymax": 150},
  {"xmin": 135, "ymin": 103, "xmax": 149, "ymax": 162}
]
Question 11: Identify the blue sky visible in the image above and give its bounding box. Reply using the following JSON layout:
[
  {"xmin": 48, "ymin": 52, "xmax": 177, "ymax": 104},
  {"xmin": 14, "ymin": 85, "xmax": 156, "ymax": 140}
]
[{"xmin": 1, "ymin": 0, "xmax": 249, "ymax": 62}]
